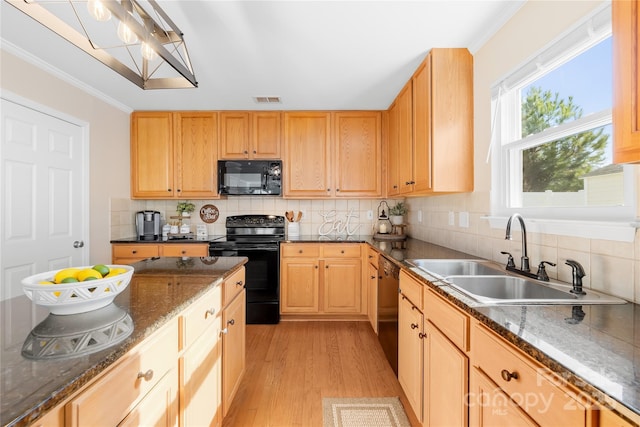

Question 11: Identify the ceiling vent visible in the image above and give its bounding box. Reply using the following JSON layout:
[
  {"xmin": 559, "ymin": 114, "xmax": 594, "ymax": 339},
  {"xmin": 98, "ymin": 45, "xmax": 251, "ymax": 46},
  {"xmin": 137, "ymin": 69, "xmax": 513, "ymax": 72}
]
[{"xmin": 254, "ymin": 97, "xmax": 282, "ymax": 104}]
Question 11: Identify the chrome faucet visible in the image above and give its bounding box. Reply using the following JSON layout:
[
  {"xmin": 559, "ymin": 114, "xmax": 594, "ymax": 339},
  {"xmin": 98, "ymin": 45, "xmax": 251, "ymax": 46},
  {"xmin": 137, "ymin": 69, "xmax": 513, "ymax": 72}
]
[
  {"xmin": 505, "ymin": 213, "xmax": 530, "ymax": 272},
  {"xmin": 502, "ymin": 214, "xmax": 556, "ymax": 281}
]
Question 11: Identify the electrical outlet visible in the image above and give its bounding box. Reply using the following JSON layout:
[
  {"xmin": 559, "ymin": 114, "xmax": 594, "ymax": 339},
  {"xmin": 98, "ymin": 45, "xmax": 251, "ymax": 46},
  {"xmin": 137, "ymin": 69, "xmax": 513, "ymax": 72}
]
[
  {"xmin": 417, "ymin": 210, "xmax": 423, "ymax": 223},
  {"xmin": 459, "ymin": 211, "xmax": 470, "ymax": 228},
  {"xmin": 448, "ymin": 211, "xmax": 455, "ymax": 226},
  {"xmin": 367, "ymin": 210, "xmax": 373, "ymax": 220}
]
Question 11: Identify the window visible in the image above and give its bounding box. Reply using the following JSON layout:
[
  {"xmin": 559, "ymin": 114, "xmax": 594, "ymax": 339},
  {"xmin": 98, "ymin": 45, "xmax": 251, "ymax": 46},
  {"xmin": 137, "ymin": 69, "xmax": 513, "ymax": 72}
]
[{"xmin": 491, "ymin": 3, "xmax": 636, "ymax": 225}]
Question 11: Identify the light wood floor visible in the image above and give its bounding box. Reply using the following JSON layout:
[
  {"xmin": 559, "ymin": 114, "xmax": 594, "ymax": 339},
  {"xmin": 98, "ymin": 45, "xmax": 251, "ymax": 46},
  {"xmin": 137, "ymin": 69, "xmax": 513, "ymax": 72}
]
[{"xmin": 222, "ymin": 321, "xmax": 420, "ymax": 427}]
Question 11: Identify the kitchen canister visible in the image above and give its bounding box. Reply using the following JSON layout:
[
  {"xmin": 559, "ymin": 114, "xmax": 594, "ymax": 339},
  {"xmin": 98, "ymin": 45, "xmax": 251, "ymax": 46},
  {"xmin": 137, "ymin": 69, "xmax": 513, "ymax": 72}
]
[{"xmin": 287, "ymin": 221, "xmax": 300, "ymax": 237}]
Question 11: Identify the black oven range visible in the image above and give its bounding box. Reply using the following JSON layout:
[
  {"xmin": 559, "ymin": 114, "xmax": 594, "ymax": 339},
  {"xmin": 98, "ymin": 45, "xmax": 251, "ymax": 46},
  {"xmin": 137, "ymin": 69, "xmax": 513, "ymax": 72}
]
[{"xmin": 209, "ymin": 215, "xmax": 285, "ymax": 324}]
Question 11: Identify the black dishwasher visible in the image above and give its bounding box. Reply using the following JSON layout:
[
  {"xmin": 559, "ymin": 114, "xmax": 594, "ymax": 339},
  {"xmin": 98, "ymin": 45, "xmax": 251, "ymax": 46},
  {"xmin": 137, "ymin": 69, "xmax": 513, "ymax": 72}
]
[{"xmin": 377, "ymin": 255, "xmax": 399, "ymax": 375}]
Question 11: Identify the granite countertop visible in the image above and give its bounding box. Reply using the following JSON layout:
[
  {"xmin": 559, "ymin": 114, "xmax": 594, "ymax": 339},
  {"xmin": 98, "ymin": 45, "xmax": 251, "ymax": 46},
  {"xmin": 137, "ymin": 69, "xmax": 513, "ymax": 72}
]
[
  {"xmin": 110, "ymin": 235, "xmax": 224, "ymax": 243},
  {"xmin": 368, "ymin": 238, "xmax": 640, "ymax": 422},
  {"xmin": 0, "ymin": 256, "xmax": 247, "ymax": 427}
]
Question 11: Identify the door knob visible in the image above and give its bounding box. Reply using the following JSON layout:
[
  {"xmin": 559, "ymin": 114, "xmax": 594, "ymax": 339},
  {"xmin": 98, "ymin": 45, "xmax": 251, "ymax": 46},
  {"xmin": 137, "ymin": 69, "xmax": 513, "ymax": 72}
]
[{"xmin": 73, "ymin": 240, "xmax": 84, "ymax": 248}]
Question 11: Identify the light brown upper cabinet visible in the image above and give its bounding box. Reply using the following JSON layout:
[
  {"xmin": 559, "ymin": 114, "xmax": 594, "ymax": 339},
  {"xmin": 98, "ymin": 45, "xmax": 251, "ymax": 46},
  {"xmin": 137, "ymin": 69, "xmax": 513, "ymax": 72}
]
[
  {"xmin": 283, "ymin": 111, "xmax": 382, "ymax": 198},
  {"xmin": 131, "ymin": 112, "xmax": 219, "ymax": 199},
  {"xmin": 612, "ymin": 0, "xmax": 640, "ymax": 163},
  {"xmin": 219, "ymin": 112, "xmax": 281, "ymax": 159},
  {"xmin": 387, "ymin": 48, "xmax": 474, "ymax": 196}
]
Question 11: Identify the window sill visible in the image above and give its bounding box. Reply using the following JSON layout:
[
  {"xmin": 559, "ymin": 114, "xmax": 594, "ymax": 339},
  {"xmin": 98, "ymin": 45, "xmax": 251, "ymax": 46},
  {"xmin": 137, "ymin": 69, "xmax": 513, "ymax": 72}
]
[{"xmin": 483, "ymin": 216, "xmax": 638, "ymax": 242}]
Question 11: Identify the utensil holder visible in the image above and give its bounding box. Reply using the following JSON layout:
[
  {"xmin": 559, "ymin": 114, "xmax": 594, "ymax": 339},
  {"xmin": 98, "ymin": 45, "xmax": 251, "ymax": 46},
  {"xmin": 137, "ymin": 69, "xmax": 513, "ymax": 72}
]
[{"xmin": 287, "ymin": 222, "xmax": 300, "ymax": 237}]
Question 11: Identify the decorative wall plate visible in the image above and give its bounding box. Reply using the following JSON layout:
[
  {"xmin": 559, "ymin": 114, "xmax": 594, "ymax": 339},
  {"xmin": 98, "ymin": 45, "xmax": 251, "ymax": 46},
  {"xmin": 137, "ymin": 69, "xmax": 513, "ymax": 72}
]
[{"xmin": 199, "ymin": 204, "xmax": 219, "ymax": 223}]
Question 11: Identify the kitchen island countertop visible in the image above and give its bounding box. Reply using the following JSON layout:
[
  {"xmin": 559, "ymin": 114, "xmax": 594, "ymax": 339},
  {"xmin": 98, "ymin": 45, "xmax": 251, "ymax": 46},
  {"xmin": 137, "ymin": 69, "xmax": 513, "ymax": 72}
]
[{"xmin": 1, "ymin": 256, "xmax": 246, "ymax": 427}]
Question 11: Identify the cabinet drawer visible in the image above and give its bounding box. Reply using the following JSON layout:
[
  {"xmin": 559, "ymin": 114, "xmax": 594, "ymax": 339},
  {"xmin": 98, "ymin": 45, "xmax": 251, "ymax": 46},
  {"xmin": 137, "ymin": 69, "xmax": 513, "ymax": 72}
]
[
  {"xmin": 472, "ymin": 323, "xmax": 588, "ymax": 426},
  {"xmin": 67, "ymin": 320, "xmax": 178, "ymax": 427},
  {"xmin": 223, "ymin": 267, "xmax": 246, "ymax": 307},
  {"xmin": 112, "ymin": 244, "xmax": 159, "ymax": 259},
  {"xmin": 399, "ymin": 270, "xmax": 423, "ymax": 310},
  {"xmin": 322, "ymin": 244, "xmax": 361, "ymax": 258},
  {"xmin": 180, "ymin": 285, "xmax": 222, "ymax": 350},
  {"xmin": 367, "ymin": 246, "xmax": 379, "ymax": 268},
  {"xmin": 424, "ymin": 289, "xmax": 468, "ymax": 351},
  {"xmin": 281, "ymin": 243, "xmax": 321, "ymax": 258},
  {"xmin": 161, "ymin": 244, "xmax": 208, "ymax": 257}
]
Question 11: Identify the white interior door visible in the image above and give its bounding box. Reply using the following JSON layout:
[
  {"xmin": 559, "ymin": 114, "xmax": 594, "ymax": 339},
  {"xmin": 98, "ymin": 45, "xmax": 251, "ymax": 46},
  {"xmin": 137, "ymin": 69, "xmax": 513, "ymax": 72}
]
[{"xmin": 1, "ymin": 97, "xmax": 88, "ymax": 302}]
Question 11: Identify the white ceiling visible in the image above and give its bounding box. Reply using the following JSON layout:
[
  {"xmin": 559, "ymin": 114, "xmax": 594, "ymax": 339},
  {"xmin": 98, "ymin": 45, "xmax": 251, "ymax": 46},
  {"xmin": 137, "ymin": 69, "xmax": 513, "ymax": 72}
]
[{"xmin": 1, "ymin": 1, "xmax": 524, "ymax": 112}]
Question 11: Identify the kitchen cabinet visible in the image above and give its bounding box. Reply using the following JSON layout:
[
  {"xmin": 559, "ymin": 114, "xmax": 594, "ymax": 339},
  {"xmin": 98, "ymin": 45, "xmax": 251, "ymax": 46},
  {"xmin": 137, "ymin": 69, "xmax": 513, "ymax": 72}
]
[
  {"xmin": 111, "ymin": 243, "xmax": 208, "ymax": 264},
  {"xmin": 332, "ymin": 112, "xmax": 382, "ymax": 197},
  {"xmin": 387, "ymin": 82, "xmax": 413, "ymax": 196},
  {"xmin": 222, "ymin": 286, "xmax": 246, "ymax": 417},
  {"xmin": 280, "ymin": 243, "xmax": 364, "ymax": 316},
  {"xmin": 613, "ymin": 0, "xmax": 640, "ymax": 163},
  {"xmin": 283, "ymin": 112, "xmax": 382, "ymax": 198},
  {"xmin": 398, "ymin": 289, "xmax": 423, "ymax": 423},
  {"xmin": 179, "ymin": 285, "xmax": 223, "ymax": 427},
  {"xmin": 422, "ymin": 289, "xmax": 469, "ymax": 427},
  {"xmin": 367, "ymin": 246, "xmax": 379, "ymax": 333},
  {"xmin": 386, "ymin": 48, "xmax": 474, "ymax": 196},
  {"xmin": 470, "ymin": 321, "xmax": 591, "ymax": 426},
  {"xmin": 600, "ymin": 409, "xmax": 636, "ymax": 427},
  {"xmin": 119, "ymin": 369, "xmax": 179, "ymax": 427},
  {"xmin": 218, "ymin": 112, "xmax": 281, "ymax": 159},
  {"xmin": 131, "ymin": 111, "xmax": 218, "ymax": 199},
  {"xmin": 66, "ymin": 320, "xmax": 179, "ymax": 427}
]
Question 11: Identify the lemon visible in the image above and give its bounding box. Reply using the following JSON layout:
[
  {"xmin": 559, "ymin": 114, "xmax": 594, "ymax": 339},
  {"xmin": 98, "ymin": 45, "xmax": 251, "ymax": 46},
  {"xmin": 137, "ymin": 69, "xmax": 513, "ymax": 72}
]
[
  {"xmin": 54, "ymin": 268, "xmax": 80, "ymax": 284},
  {"xmin": 38, "ymin": 281, "xmax": 61, "ymax": 297},
  {"xmin": 78, "ymin": 268, "xmax": 102, "ymax": 282},
  {"xmin": 92, "ymin": 264, "xmax": 110, "ymax": 277},
  {"xmin": 106, "ymin": 268, "xmax": 126, "ymax": 277}
]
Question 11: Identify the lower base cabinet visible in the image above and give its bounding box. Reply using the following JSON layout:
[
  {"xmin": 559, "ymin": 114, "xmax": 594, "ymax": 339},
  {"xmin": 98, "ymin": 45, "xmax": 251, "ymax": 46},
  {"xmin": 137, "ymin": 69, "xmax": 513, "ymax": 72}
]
[
  {"xmin": 398, "ymin": 292, "xmax": 424, "ymax": 422},
  {"xmin": 222, "ymin": 289, "xmax": 246, "ymax": 416},
  {"xmin": 119, "ymin": 369, "xmax": 179, "ymax": 427}
]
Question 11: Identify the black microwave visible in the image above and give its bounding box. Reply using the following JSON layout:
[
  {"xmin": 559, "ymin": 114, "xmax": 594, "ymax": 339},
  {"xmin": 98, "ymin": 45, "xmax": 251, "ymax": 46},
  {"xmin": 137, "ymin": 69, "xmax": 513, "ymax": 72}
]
[{"xmin": 218, "ymin": 160, "xmax": 282, "ymax": 195}]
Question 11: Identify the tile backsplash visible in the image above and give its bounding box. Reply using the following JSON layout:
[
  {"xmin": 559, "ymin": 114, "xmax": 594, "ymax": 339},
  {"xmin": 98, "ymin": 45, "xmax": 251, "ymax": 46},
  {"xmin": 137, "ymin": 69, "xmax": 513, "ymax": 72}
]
[{"xmin": 110, "ymin": 197, "xmax": 404, "ymax": 239}]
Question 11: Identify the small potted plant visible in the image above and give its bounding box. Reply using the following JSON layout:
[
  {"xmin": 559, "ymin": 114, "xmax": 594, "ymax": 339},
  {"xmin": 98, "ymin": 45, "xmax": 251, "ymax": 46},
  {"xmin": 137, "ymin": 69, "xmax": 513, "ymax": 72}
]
[
  {"xmin": 176, "ymin": 200, "xmax": 196, "ymax": 217},
  {"xmin": 389, "ymin": 202, "xmax": 407, "ymax": 225}
]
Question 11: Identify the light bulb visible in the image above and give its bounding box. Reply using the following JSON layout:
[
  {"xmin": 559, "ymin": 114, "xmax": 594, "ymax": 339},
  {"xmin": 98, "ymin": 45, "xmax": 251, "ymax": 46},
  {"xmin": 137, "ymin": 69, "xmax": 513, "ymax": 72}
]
[
  {"xmin": 117, "ymin": 20, "xmax": 138, "ymax": 44},
  {"xmin": 87, "ymin": 0, "xmax": 111, "ymax": 22},
  {"xmin": 141, "ymin": 42, "xmax": 158, "ymax": 60}
]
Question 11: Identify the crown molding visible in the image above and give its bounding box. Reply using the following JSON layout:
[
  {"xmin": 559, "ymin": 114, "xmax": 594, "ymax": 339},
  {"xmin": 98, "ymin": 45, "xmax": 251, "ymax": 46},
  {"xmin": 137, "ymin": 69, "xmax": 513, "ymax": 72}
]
[{"xmin": 467, "ymin": 0, "xmax": 527, "ymax": 54}]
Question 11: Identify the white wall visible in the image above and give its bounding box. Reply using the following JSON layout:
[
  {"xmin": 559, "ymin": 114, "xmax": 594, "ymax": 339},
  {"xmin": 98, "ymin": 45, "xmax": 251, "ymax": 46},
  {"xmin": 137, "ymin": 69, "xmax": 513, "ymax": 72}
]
[
  {"xmin": 0, "ymin": 49, "xmax": 131, "ymax": 264},
  {"xmin": 406, "ymin": 0, "xmax": 640, "ymax": 303}
]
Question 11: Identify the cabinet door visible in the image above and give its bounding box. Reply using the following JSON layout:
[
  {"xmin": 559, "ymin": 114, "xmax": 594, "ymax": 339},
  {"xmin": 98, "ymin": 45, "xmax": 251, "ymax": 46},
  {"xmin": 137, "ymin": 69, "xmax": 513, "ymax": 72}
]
[
  {"xmin": 174, "ymin": 112, "xmax": 218, "ymax": 198},
  {"xmin": 387, "ymin": 101, "xmax": 401, "ymax": 196},
  {"xmin": 429, "ymin": 48, "xmax": 473, "ymax": 192},
  {"xmin": 323, "ymin": 258, "xmax": 362, "ymax": 313},
  {"xmin": 333, "ymin": 112, "xmax": 382, "ymax": 197},
  {"xmin": 280, "ymin": 258, "xmax": 320, "ymax": 313},
  {"xmin": 252, "ymin": 112, "xmax": 281, "ymax": 159},
  {"xmin": 219, "ymin": 112, "xmax": 251, "ymax": 159},
  {"xmin": 423, "ymin": 320, "xmax": 468, "ymax": 427},
  {"xmin": 469, "ymin": 367, "xmax": 537, "ymax": 427},
  {"xmin": 131, "ymin": 112, "xmax": 174, "ymax": 198},
  {"xmin": 112, "ymin": 244, "xmax": 160, "ymax": 264},
  {"xmin": 368, "ymin": 262, "xmax": 378, "ymax": 333},
  {"xmin": 613, "ymin": 0, "xmax": 640, "ymax": 163},
  {"xmin": 396, "ymin": 83, "xmax": 414, "ymax": 195},
  {"xmin": 412, "ymin": 58, "xmax": 432, "ymax": 193},
  {"xmin": 222, "ymin": 290, "xmax": 246, "ymax": 416},
  {"xmin": 181, "ymin": 319, "xmax": 222, "ymax": 427},
  {"xmin": 160, "ymin": 244, "xmax": 208, "ymax": 258},
  {"xmin": 283, "ymin": 112, "xmax": 332, "ymax": 197},
  {"xmin": 398, "ymin": 294, "xmax": 423, "ymax": 422}
]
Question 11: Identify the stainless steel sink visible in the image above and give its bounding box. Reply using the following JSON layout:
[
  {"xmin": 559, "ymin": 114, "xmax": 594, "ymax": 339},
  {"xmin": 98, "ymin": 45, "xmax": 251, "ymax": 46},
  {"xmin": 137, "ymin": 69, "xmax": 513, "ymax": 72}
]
[
  {"xmin": 405, "ymin": 259, "xmax": 506, "ymax": 278},
  {"xmin": 444, "ymin": 275, "xmax": 625, "ymax": 305}
]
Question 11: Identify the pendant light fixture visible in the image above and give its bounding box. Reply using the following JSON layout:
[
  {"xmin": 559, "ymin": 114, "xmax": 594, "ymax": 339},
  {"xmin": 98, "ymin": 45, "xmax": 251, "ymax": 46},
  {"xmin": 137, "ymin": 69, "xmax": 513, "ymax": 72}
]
[{"xmin": 7, "ymin": 0, "xmax": 198, "ymax": 90}]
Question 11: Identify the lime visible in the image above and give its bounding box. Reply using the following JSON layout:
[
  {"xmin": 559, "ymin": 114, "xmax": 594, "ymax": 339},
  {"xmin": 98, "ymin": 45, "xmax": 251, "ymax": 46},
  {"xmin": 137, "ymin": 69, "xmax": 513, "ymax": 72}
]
[
  {"xmin": 61, "ymin": 277, "xmax": 79, "ymax": 283},
  {"xmin": 78, "ymin": 268, "xmax": 102, "ymax": 281},
  {"xmin": 54, "ymin": 268, "xmax": 80, "ymax": 284},
  {"xmin": 92, "ymin": 264, "xmax": 110, "ymax": 277}
]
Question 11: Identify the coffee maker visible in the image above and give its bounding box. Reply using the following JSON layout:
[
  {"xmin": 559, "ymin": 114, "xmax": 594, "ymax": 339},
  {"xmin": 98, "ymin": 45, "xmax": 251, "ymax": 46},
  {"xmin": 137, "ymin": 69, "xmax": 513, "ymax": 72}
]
[{"xmin": 136, "ymin": 210, "xmax": 161, "ymax": 240}]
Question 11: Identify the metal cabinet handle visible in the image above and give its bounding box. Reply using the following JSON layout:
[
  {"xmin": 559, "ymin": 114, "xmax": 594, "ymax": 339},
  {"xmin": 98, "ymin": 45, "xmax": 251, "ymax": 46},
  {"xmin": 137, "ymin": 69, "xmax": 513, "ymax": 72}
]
[
  {"xmin": 315, "ymin": 265, "xmax": 319, "ymax": 269},
  {"xmin": 501, "ymin": 369, "xmax": 519, "ymax": 382},
  {"xmin": 340, "ymin": 250, "xmax": 345, "ymax": 254},
  {"xmin": 410, "ymin": 323, "xmax": 418, "ymax": 329},
  {"xmin": 205, "ymin": 308, "xmax": 215, "ymax": 317},
  {"xmin": 419, "ymin": 332, "xmax": 427, "ymax": 339},
  {"xmin": 236, "ymin": 280, "xmax": 243, "ymax": 287},
  {"xmin": 221, "ymin": 328, "xmax": 228, "ymax": 335},
  {"xmin": 325, "ymin": 265, "xmax": 329, "ymax": 269},
  {"xmin": 132, "ymin": 250, "xmax": 137, "ymax": 254},
  {"xmin": 371, "ymin": 275, "xmax": 376, "ymax": 279},
  {"xmin": 227, "ymin": 319, "xmax": 235, "ymax": 326},
  {"xmin": 137, "ymin": 369, "xmax": 154, "ymax": 381},
  {"xmin": 181, "ymin": 250, "xmax": 186, "ymax": 254}
]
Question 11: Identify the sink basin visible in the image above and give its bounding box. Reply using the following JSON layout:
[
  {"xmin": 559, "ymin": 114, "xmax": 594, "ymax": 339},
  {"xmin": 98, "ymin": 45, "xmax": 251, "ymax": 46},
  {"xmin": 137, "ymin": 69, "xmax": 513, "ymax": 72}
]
[
  {"xmin": 445, "ymin": 275, "xmax": 625, "ymax": 305},
  {"xmin": 405, "ymin": 259, "xmax": 506, "ymax": 278}
]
